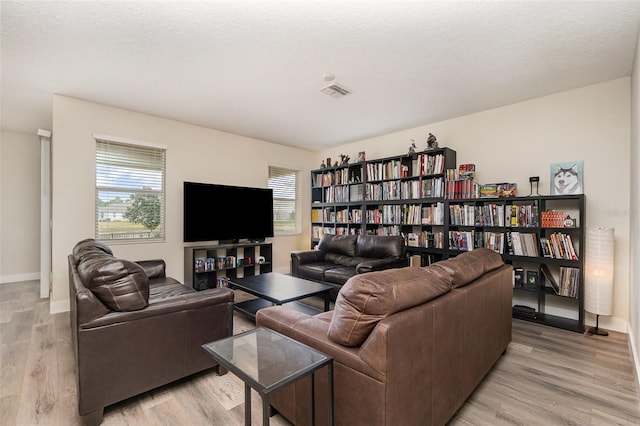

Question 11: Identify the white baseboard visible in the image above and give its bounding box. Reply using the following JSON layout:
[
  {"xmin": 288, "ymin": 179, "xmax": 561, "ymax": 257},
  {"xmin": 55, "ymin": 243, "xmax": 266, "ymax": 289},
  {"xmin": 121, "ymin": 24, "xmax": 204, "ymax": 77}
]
[
  {"xmin": 0, "ymin": 272, "xmax": 39, "ymax": 284},
  {"xmin": 50, "ymin": 299, "xmax": 70, "ymax": 314},
  {"xmin": 628, "ymin": 322, "xmax": 640, "ymax": 388}
]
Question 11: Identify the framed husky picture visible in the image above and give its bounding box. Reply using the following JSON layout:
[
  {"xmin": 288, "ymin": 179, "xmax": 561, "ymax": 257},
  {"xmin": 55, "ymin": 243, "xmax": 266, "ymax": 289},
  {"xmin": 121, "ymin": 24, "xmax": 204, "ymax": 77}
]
[{"xmin": 550, "ymin": 161, "xmax": 583, "ymax": 195}]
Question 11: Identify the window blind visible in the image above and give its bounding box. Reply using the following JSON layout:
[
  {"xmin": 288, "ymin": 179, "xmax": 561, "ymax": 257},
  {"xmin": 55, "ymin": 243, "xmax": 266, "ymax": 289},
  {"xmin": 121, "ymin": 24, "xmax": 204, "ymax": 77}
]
[
  {"xmin": 268, "ymin": 166, "xmax": 300, "ymax": 235},
  {"xmin": 95, "ymin": 138, "xmax": 166, "ymax": 241}
]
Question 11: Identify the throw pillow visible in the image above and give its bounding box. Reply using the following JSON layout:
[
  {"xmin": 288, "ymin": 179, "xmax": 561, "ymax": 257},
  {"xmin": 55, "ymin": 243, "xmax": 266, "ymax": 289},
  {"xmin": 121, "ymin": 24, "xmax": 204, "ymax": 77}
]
[{"xmin": 77, "ymin": 254, "xmax": 150, "ymax": 311}]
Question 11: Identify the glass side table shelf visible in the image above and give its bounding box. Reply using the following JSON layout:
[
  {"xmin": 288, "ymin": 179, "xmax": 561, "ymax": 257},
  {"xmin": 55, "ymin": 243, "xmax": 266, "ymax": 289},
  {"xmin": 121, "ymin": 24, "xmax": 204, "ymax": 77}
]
[{"xmin": 202, "ymin": 327, "xmax": 333, "ymax": 426}]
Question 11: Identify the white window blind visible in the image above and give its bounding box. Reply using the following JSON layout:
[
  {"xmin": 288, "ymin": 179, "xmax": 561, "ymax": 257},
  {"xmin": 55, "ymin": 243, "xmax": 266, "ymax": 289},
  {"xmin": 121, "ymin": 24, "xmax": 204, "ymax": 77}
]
[
  {"xmin": 95, "ymin": 138, "xmax": 166, "ymax": 241},
  {"xmin": 268, "ymin": 166, "xmax": 300, "ymax": 235}
]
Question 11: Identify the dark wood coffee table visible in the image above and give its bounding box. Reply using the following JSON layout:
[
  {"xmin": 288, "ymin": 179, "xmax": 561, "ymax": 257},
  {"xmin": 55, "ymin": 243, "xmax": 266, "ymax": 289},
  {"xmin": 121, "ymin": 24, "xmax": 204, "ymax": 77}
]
[{"xmin": 229, "ymin": 272, "xmax": 334, "ymax": 320}]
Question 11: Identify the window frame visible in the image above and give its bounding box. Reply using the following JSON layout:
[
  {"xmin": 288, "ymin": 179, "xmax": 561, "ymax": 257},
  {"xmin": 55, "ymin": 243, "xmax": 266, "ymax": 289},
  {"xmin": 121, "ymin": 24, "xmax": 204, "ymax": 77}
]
[
  {"xmin": 268, "ymin": 165, "xmax": 301, "ymax": 236},
  {"xmin": 94, "ymin": 134, "xmax": 167, "ymax": 243}
]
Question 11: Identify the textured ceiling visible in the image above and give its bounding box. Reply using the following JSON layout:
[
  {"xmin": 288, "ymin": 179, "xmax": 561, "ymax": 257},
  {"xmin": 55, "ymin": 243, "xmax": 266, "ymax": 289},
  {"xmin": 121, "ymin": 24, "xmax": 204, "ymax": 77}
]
[{"xmin": 2, "ymin": 1, "xmax": 639, "ymax": 150}]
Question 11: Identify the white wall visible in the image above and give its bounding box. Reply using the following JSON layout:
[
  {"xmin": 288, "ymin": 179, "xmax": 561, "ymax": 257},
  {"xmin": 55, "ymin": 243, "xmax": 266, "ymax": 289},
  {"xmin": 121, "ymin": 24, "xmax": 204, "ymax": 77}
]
[
  {"xmin": 0, "ymin": 130, "xmax": 41, "ymax": 283},
  {"xmin": 630, "ymin": 30, "xmax": 639, "ymax": 377},
  {"xmin": 316, "ymin": 78, "xmax": 632, "ymax": 329},
  {"xmin": 51, "ymin": 95, "xmax": 315, "ymax": 310}
]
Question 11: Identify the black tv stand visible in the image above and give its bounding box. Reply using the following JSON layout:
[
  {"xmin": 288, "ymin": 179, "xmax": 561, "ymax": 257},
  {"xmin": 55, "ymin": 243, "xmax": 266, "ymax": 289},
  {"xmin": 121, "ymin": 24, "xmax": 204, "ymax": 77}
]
[{"xmin": 184, "ymin": 241, "xmax": 273, "ymax": 291}]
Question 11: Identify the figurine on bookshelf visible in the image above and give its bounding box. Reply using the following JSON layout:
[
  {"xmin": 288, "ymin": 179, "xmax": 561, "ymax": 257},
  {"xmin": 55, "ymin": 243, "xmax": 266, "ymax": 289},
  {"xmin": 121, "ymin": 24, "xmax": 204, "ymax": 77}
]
[
  {"xmin": 426, "ymin": 133, "xmax": 439, "ymax": 150},
  {"xmin": 407, "ymin": 139, "xmax": 417, "ymax": 157},
  {"xmin": 358, "ymin": 151, "xmax": 366, "ymax": 162},
  {"xmin": 320, "ymin": 160, "xmax": 326, "ymax": 168},
  {"xmin": 340, "ymin": 154, "xmax": 350, "ymax": 165}
]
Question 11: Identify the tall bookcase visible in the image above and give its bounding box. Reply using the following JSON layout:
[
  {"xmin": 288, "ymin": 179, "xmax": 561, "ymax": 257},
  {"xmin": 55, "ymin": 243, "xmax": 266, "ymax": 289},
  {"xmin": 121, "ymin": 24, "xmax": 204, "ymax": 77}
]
[
  {"xmin": 184, "ymin": 242, "xmax": 272, "ymax": 291},
  {"xmin": 309, "ymin": 147, "xmax": 586, "ymax": 332},
  {"xmin": 311, "ymin": 147, "xmax": 457, "ymax": 246}
]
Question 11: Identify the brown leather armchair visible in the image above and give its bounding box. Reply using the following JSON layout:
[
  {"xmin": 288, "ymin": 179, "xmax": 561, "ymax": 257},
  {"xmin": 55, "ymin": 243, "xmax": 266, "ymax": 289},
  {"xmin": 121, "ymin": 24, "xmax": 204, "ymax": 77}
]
[{"xmin": 68, "ymin": 239, "xmax": 234, "ymax": 425}]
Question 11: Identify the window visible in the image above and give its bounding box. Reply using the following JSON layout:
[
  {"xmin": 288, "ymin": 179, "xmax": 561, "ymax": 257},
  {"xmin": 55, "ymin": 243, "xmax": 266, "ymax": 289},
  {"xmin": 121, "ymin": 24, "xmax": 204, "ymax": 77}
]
[
  {"xmin": 268, "ymin": 166, "xmax": 300, "ymax": 235},
  {"xmin": 95, "ymin": 136, "xmax": 166, "ymax": 241}
]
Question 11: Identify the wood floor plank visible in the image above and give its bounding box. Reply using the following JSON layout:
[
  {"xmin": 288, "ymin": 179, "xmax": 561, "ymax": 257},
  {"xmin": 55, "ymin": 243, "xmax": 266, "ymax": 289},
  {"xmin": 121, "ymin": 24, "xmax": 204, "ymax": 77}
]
[{"xmin": 2, "ymin": 282, "xmax": 640, "ymax": 425}]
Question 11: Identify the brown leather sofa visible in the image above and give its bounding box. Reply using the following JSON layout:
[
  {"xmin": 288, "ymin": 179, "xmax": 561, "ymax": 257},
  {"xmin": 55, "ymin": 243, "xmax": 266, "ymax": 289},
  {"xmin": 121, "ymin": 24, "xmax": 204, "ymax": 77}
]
[
  {"xmin": 257, "ymin": 248, "xmax": 512, "ymax": 426},
  {"xmin": 291, "ymin": 234, "xmax": 408, "ymax": 298},
  {"xmin": 68, "ymin": 239, "xmax": 234, "ymax": 425}
]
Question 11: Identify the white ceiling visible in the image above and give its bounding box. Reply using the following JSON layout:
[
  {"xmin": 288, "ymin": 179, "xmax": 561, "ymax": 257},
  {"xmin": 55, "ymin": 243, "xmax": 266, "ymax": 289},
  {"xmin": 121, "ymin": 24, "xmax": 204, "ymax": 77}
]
[{"xmin": 2, "ymin": 1, "xmax": 640, "ymax": 151}]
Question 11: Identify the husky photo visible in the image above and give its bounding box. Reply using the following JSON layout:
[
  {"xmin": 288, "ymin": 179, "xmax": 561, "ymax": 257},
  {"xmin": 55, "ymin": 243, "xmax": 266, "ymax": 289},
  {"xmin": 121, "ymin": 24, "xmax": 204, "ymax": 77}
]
[{"xmin": 550, "ymin": 161, "xmax": 583, "ymax": 195}]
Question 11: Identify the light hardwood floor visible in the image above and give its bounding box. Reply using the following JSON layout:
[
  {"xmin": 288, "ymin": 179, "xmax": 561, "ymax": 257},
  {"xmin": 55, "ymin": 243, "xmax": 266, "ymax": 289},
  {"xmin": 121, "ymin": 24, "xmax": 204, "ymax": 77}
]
[{"xmin": 1, "ymin": 280, "xmax": 639, "ymax": 425}]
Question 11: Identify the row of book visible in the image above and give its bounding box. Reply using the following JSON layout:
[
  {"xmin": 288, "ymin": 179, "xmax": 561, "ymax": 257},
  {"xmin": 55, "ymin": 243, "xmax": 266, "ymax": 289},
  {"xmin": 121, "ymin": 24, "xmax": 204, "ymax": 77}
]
[
  {"xmin": 541, "ymin": 264, "xmax": 579, "ymax": 298},
  {"xmin": 506, "ymin": 232, "xmax": 540, "ymax": 256},
  {"xmin": 324, "ymin": 184, "xmax": 364, "ymax": 203},
  {"xmin": 195, "ymin": 256, "xmax": 237, "ymax": 272},
  {"xmin": 448, "ymin": 231, "xmax": 506, "ymax": 253},
  {"xmin": 446, "ymin": 179, "xmax": 477, "ymax": 200},
  {"xmin": 540, "ymin": 233, "xmax": 578, "ymax": 260},
  {"xmin": 366, "ymin": 225, "xmax": 402, "ymax": 236},
  {"xmin": 404, "ymin": 231, "xmax": 445, "ymax": 248},
  {"xmin": 312, "ymin": 226, "xmax": 363, "ymax": 238},
  {"xmin": 448, "ymin": 203, "xmax": 539, "ymax": 227},
  {"xmin": 399, "ymin": 177, "xmax": 446, "ymax": 199},
  {"xmin": 313, "ymin": 168, "xmax": 361, "ymax": 187}
]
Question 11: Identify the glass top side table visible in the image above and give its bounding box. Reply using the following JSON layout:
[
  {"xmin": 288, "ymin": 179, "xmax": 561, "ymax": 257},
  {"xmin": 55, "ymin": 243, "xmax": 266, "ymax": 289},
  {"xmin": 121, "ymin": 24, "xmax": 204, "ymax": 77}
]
[{"xmin": 202, "ymin": 326, "xmax": 333, "ymax": 426}]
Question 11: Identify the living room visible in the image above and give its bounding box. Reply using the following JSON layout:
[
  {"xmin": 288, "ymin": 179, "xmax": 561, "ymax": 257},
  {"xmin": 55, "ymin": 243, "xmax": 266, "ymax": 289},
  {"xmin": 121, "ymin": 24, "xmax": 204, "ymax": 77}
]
[{"xmin": 1, "ymin": 1, "xmax": 640, "ymax": 425}]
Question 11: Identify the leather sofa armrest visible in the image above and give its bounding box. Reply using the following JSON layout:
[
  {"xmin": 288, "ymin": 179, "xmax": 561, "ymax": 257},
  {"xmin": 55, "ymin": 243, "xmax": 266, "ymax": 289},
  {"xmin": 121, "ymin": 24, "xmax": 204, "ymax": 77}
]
[
  {"xmin": 135, "ymin": 259, "xmax": 166, "ymax": 279},
  {"xmin": 79, "ymin": 287, "xmax": 234, "ymax": 329},
  {"xmin": 356, "ymin": 258, "xmax": 408, "ymax": 273},
  {"xmin": 256, "ymin": 306, "xmax": 383, "ymax": 380},
  {"xmin": 291, "ymin": 250, "xmax": 325, "ymax": 276}
]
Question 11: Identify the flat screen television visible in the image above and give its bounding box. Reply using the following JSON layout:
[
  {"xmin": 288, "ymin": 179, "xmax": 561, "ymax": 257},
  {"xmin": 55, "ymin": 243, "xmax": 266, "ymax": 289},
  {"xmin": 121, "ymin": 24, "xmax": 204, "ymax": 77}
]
[{"xmin": 183, "ymin": 181, "xmax": 274, "ymax": 243}]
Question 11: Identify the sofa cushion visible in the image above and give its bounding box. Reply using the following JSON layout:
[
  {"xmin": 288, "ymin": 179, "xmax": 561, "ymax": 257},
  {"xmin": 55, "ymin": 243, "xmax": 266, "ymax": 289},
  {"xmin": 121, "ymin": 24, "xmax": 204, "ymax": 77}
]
[
  {"xmin": 324, "ymin": 253, "xmax": 355, "ymax": 266},
  {"xmin": 356, "ymin": 235, "xmax": 405, "ymax": 259},
  {"xmin": 297, "ymin": 263, "xmax": 336, "ymax": 282},
  {"xmin": 318, "ymin": 234, "xmax": 357, "ymax": 257},
  {"xmin": 327, "ymin": 267, "xmax": 451, "ymax": 346},
  {"xmin": 77, "ymin": 254, "xmax": 150, "ymax": 311},
  {"xmin": 324, "ymin": 266, "xmax": 357, "ymax": 285},
  {"xmin": 427, "ymin": 248, "xmax": 504, "ymax": 288}
]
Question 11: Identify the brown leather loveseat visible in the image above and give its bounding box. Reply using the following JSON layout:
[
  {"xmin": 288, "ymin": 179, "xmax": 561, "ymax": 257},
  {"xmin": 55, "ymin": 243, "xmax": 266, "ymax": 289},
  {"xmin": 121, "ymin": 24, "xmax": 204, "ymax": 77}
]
[
  {"xmin": 68, "ymin": 239, "xmax": 234, "ymax": 425},
  {"xmin": 257, "ymin": 248, "xmax": 512, "ymax": 426},
  {"xmin": 291, "ymin": 234, "xmax": 408, "ymax": 298}
]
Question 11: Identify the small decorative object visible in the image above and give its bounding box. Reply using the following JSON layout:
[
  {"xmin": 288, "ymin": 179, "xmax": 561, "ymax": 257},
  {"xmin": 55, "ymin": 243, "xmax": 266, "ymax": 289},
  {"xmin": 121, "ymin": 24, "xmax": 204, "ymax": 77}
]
[
  {"xmin": 358, "ymin": 151, "xmax": 366, "ymax": 162},
  {"xmin": 584, "ymin": 227, "xmax": 615, "ymax": 336},
  {"xmin": 525, "ymin": 270, "xmax": 538, "ymax": 290},
  {"xmin": 426, "ymin": 133, "xmax": 438, "ymax": 150},
  {"xmin": 407, "ymin": 139, "xmax": 417, "ymax": 157},
  {"xmin": 550, "ymin": 161, "xmax": 583, "ymax": 195},
  {"xmin": 497, "ymin": 183, "xmax": 517, "ymax": 197},
  {"xmin": 216, "ymin": 277, "xmax": 230, "ymax": 288},
  {"xmin": 334, "ymin": 160, "xmax": 339, "ymax": 167},
  {"xmin": 326, "ymin": 157, "xmax": 332, "ymax": 167},
  {"xmin": 513, "ymin": 267, "xmax": 524, "ymax": 288},
  {"xmin": 320, "ymin": 160, "xmax": 326, "ymax": 168},
  {"xmin": 564, "ymin": 215, "xmax": 576, "ymax": 228},
  {"xmin": 528, "ymin": 176, "xmax": 540, "ymax": 196},
  {"xmin": 340, "ymin": 154, "xmax": 350, "ymax": 165}
]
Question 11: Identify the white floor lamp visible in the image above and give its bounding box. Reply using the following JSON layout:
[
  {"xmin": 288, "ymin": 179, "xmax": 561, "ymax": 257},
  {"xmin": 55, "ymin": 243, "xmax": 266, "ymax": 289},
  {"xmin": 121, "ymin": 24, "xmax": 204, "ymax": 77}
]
[{"xmin": 584, "ymin": 227, "xmax": 615, "ymax": 336}]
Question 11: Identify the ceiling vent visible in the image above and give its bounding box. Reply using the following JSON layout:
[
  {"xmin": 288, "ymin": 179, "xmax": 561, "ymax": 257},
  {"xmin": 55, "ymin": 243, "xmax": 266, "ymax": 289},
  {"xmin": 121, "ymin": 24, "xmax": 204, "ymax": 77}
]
[{"xmin": 321, "ymin": 83, "xmax": 351, "ymax": 98}]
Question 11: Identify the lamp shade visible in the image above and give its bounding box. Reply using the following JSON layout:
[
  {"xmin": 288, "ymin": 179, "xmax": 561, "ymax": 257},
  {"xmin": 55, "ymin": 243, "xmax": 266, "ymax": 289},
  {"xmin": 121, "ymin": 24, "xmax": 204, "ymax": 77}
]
[{"xmin": 584, "ymin": 227, "xmax": 614, "ymax": 316}]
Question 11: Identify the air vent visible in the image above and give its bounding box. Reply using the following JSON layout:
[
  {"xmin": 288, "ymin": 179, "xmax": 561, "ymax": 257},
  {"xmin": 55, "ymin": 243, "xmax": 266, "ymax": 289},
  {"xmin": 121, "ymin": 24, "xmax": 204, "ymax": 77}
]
[{"xmin": 321, "ymin": 83, "xmax": 351, "ymax": 98}]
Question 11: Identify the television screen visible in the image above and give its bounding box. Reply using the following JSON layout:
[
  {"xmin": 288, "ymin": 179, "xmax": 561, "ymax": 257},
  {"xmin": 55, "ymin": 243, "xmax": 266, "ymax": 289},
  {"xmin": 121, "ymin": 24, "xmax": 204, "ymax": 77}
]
[{"xmin": 183, "ymin": 182, "xmax": 274, "ymax": 243}]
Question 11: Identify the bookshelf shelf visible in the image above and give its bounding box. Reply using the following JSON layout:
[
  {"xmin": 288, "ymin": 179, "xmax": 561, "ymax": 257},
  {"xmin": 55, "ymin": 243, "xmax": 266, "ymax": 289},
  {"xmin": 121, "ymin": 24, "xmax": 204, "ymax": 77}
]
[{"xmin": 184, "ymin": 242, "xmax": 273, "ymax": 291}]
